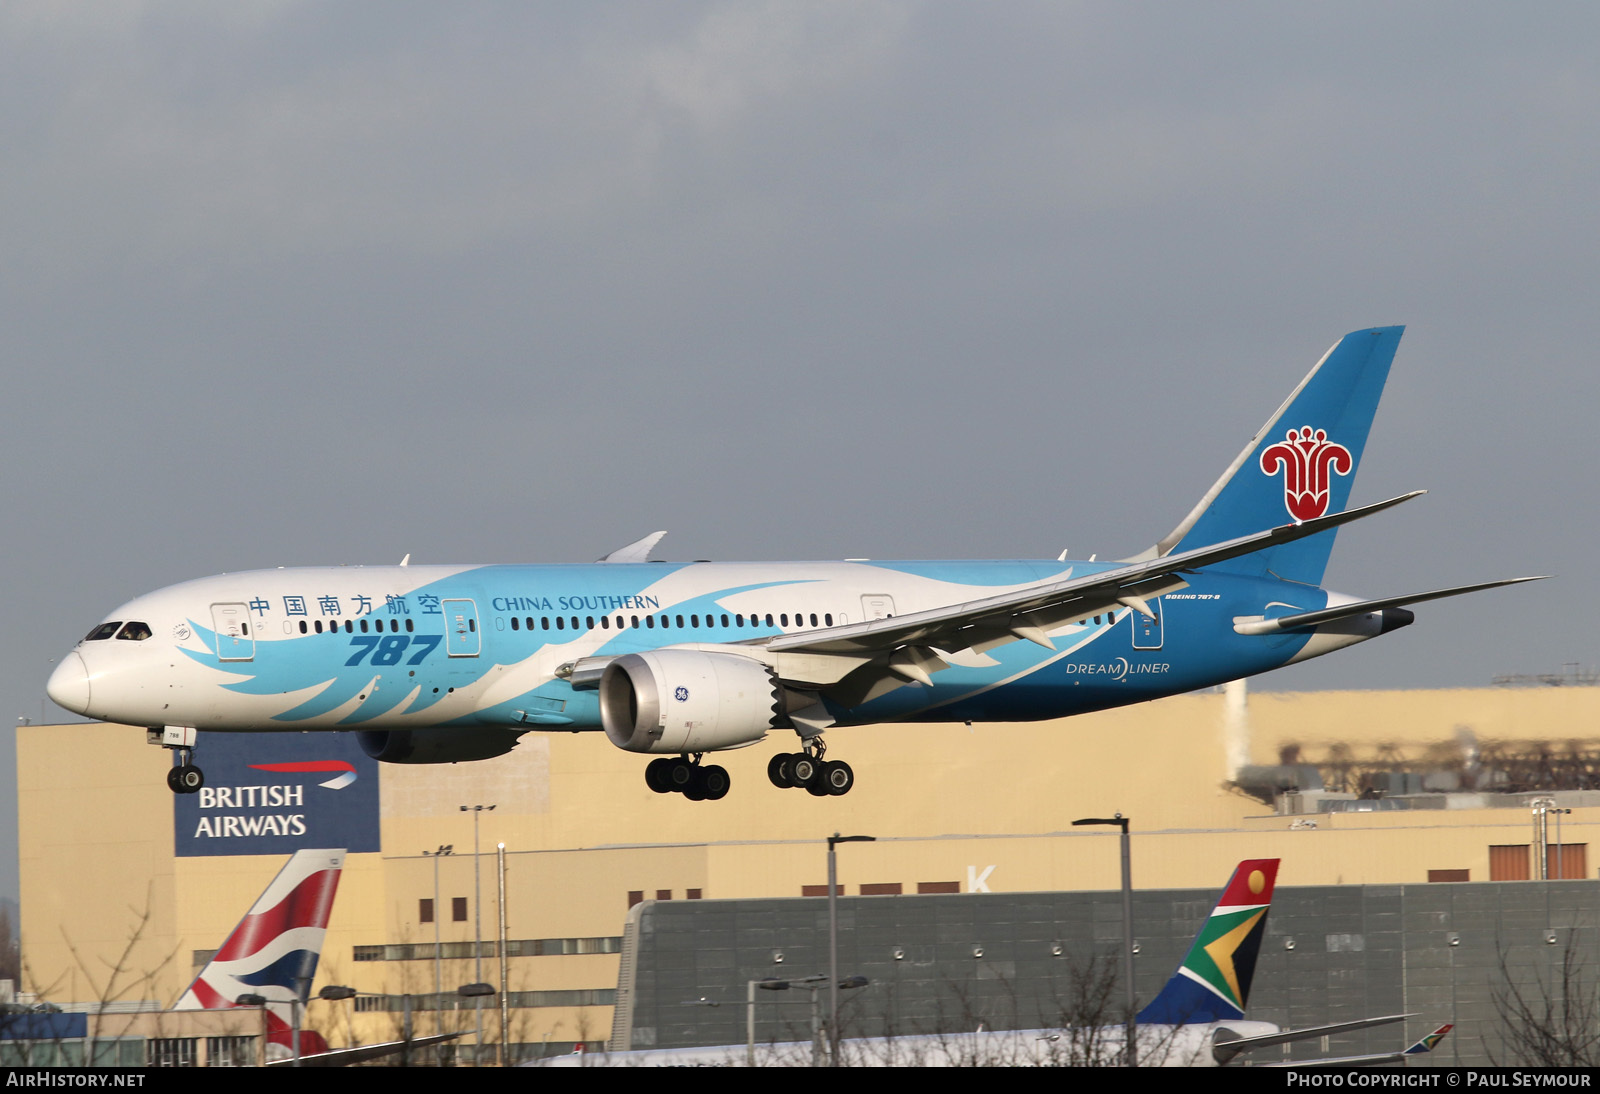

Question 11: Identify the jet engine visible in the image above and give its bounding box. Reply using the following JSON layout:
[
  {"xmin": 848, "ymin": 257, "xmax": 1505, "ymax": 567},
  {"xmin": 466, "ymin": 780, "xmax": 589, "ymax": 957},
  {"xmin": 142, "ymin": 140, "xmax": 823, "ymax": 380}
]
[
  {"xmin": 600, "ymin": 650, "xmax": 782, "ymax": 754},
  {"xmin": 357, "ymin": 727, "xmax": 526, "ymax": 764}
]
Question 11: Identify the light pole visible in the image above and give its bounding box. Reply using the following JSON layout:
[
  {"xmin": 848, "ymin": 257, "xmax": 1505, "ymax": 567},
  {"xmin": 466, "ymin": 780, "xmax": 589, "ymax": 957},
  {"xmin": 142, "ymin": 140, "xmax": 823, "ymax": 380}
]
[
  {"xmin": 1073, "ymin": 813, "xmax": 1136, "ymax": 1066},
  {"xmin": 826, "ymin": 832, "xmax": 874, "ymax": 1065},
  {"xmin": 461, "ymin": 804, "xmax": 495, "ymax": 1064},
  {"xmin": 746, "ymin": 975, "xmax": 868, "ymax": 1066},
  {"xmin": 424, "ymin": 844, "xmax": 453, "ymax": 1041},
  {"xmin": 497, "ymin": 841, "xmax": 509, "ymax": 1066}
]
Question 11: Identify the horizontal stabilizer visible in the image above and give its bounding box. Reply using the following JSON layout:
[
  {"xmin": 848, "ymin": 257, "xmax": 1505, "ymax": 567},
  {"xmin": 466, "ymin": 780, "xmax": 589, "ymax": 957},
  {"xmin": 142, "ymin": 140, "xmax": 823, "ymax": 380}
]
[{"xmin": 1233, "ymin": 576, "xmax": 1548, "ymax": 635}]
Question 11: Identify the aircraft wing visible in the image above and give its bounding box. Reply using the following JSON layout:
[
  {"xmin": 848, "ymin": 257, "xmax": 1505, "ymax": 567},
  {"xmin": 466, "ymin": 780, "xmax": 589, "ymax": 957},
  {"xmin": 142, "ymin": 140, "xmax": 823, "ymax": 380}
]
[
  {"xmin": 767, "ymin": 492, "xmax": 1423, "ymax": 661},
  {"xmin": 264, "ymin": 1031, "xmax": 460, "ymax": 1067},
  {"xmin": 1257, "ymin": 1023, "xmax": 1453, "ymax": 1068},
  {"xmin": 1211, "ymin": 1014, "xmax": 1412, "ymax": 1065}
]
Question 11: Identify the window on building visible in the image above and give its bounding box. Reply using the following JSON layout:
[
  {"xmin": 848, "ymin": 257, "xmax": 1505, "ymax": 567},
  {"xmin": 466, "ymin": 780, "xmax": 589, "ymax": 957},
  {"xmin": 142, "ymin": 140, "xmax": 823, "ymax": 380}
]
[
  {"xmin": 917, "ymin": 881, "xmax": 961, "ymax": 894},
  {"xmin": 628, "ymin": 891, "xmax": 644, "ymax": 908},
  {"xmin": 860, "ymin": 883, "xmax": 903, "ymax": 896},
  {"xmin": 1490, "ymin": 844, "xmax": 1531, "ymax": 881},
  {"xmin": 1548, "ymin": 844, "xmax": 1588, "ymax": 880},
  {"xmin": 1427, "ymin": 870, "xmax": 1470, "ymax": 883},
  {"xmin": 452, "ymin": 896, "xmax": 468, "ymax": 921},
  {"xmin": 420, "ymin": 898, "xmax": 434, "ymax": 923}
]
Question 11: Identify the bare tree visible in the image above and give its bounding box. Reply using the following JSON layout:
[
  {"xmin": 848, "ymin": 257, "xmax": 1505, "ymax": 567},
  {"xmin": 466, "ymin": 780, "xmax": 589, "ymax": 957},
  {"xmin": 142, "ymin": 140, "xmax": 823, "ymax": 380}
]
[{"xmin": 1491, "ymin": 935, "xmax": 1600, "ymax": 1066}]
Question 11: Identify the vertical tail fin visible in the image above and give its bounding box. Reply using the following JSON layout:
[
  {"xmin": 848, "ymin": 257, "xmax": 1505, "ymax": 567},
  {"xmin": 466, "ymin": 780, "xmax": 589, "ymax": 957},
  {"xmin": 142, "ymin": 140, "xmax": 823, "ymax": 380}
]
[
  {"xmin": 173, "ymin": 848, "xmax": 346, "ymax": 1056},
  {"xmin": 1150, "ymin": 328, "xmax": 1403, "ymax": 586},
  {"xmin": 1136, "ymin": 858, "xmax": 1279, "ymax": 1025}
]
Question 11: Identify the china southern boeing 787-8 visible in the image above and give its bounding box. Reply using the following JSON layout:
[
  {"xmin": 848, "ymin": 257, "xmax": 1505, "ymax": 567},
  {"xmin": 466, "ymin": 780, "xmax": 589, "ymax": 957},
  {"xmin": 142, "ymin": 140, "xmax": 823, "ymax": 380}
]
[{"xmin": 47, "ymin": 327, "xmax": 1539, "ymax": 800}]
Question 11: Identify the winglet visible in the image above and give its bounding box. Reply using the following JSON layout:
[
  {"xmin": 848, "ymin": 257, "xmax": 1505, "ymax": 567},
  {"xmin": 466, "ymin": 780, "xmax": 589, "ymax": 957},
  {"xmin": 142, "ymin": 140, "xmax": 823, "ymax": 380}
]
[
  {"xmin": 1405, "ymin": 1023, "xmax": 1453, "ymax": 1055},
  {"xmin": 598, "ymin": 531, "xmax": 668, "ymax": 564}
]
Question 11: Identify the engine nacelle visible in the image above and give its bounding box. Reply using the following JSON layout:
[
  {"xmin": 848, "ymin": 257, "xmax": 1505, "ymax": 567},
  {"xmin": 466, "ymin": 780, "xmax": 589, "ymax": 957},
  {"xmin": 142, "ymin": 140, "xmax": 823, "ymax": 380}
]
[
  {"xmin": 357, "ymin": 727, "xmax": 526, "ymax": 764},
  {"xmin": 599, "ymin": 650, "xmax": 781, "ymax": 754}
]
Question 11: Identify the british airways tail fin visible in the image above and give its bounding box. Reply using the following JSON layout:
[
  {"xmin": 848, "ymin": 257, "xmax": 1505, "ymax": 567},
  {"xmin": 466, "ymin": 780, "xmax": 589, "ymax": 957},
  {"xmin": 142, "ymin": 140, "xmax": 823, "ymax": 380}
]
[
  {"xmin": 1141, "ymin": 328, "xmax": 1403, "ymax": 586},
  {"xmin": 173, "ymin": 848, "xmax": 346, "ymax": 1058},
  {"xmin": 1136, "ymin": 858, "xmax": 1279, "ymax": 1025}
]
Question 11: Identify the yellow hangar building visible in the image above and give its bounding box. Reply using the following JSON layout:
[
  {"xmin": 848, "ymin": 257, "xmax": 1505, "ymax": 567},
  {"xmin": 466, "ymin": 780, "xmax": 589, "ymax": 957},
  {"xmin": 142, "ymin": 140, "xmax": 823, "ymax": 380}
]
[{"xmin": 15, "ymin": 680, "xmax": 1600, "ymax": 1063}]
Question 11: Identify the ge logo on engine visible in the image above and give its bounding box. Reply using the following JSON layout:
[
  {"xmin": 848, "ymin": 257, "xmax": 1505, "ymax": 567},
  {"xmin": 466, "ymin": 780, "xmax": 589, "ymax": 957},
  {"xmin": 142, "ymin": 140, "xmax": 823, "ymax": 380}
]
[{"xmin": 674, "ymin": 686, "xmax": 690, "ymax": 702}]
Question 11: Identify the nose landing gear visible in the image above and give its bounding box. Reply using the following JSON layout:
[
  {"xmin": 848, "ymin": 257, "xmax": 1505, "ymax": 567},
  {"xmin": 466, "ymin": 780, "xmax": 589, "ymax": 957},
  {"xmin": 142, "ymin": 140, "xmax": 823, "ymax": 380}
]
[{"xmin": 150, "ymin": 726, "xmax": 204, "ymax": 795}]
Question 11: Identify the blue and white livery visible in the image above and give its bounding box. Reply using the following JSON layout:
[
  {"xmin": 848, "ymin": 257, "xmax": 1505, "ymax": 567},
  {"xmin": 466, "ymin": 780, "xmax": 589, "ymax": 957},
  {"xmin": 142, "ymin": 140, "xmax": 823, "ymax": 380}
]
[{"xmin": 47, "ymin": 328, "xmax": 1540, "ymax": 799}]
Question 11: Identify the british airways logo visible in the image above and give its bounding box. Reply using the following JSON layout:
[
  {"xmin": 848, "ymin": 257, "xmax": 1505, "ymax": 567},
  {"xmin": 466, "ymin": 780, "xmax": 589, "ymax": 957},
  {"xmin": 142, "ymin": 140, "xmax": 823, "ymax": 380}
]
[
  {"xmin": 251, "ymin": 760, "xmax": 358, "ymax": 790},
  {"xmin": 1259, "ymin": 425, "xmax": 1352, "ymax": 521}
]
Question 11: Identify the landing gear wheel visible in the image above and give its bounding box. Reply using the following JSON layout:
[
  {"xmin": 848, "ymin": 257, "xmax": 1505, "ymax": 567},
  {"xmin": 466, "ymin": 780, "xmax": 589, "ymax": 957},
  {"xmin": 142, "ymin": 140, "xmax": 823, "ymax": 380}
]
[
  {"xmin": 645, "ymin": 758, "xmax": 675, "ymax": 794},
  {"xmin": 767, "ymin": 753, "xmax": 794, "ymax": 789},
  {"xmin": 700, "ymin": 765, "xmax": 731, "ymax": 801},
  {"xmin": 666, "ymin": 758, "xmax": 696, "ymax": 792},
  {"xmin": 806, "ymin": 776, "xmax": 830, "ymax": 797},
  {"xmin": 822, "ymin": 759, "xmax": 854, "ymax": 796},
  {"xmin": 172, "ymin": 765, "xmax": 204, "ymax": 794},
  {"xmin": 790, "ymin": 754, "xmax": 820, "ymax": 788}
]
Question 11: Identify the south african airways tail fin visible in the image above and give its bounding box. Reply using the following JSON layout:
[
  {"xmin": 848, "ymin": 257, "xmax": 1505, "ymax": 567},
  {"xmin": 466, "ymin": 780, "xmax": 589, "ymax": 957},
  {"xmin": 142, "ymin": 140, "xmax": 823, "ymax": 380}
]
[
  {"xmin": 173, "ymin": 848, "xmax": 346, "ymax": 1059},
  {"xmin": 1135, "ymin": 328, "xmax": 1403, "ymax": 587},
  {"xmin": 1136, "ymin": 858, "xmax": 1279, "ymax": 1026}
]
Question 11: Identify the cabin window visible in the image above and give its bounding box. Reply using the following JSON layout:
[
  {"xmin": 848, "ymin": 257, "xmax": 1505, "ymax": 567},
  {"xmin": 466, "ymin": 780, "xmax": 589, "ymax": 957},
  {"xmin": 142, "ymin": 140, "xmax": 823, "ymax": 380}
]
[
  {"xmin": 511, "ymin": 617, "xmax": 520, "ymax": 630},
  {"xmin": 690, "ymin": 614, "xmax": 699, "ymax": 628},
  {"xmin": 810, "ymin": 613, "xmax": 818, "ymax": 627},
  {"xmin": 720, "ymin": 614, "xmax": 729, "ymax": 627},
  {"xmin": 541, "ymin": 617, "xmax": 549, "ymax": 630},
  {"xmin": 556, "ymin": 617, "xmax": 565, "ymax": 630},
  {"xmin": 586, "ymin": 616, "xmax": 594, "ymax": 630},
  {"xmin": 406, "ymin": 618, "xmax": 414, "ymax": 632},
  {"xmin": 631, "ymin": 615, "xmax": 639, "ymax": 628},
  {"xmin": 825, "ymin": 613, "xmax": 833, "ymax": 626},
  {"xmin": 676, "ymin": 615, "xmax": 685, "ymax": 628},
  {"xmin": 765, "ymin": 614, "xmax": 774, "ymax": 626},
  {"xmin": 780, "ymin": 614, "xmax": 789, "ymax": 627},
  {"xmin": 297, "ymin": 621, "xmax": 307, "ymax": 634}
]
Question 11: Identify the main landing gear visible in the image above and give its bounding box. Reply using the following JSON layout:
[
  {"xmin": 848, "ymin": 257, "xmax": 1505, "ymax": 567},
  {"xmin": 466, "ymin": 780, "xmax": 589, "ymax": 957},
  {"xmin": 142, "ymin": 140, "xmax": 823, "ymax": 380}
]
[
  {"xmin": 767, "ymin": 738, "xmax": 853, "ymax": 797},
  {"xmin": 644, "ymin": 755, "xmax": 730, "ymax": 801}
]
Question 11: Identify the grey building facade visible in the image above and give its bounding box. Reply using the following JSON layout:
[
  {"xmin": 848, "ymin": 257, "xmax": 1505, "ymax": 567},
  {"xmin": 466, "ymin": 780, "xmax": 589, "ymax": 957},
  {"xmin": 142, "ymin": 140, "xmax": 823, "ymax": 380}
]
[{"xmin": 612, "ymin": 880, "xmax": 1599, "ymax": 1066}]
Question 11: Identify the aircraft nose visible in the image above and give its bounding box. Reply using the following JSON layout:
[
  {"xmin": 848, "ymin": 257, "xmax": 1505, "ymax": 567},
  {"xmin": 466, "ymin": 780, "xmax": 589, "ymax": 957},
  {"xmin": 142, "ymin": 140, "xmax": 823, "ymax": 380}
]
[{"xmin": 46, "ymin": 652, "xmax": 91, "ymax": 715}]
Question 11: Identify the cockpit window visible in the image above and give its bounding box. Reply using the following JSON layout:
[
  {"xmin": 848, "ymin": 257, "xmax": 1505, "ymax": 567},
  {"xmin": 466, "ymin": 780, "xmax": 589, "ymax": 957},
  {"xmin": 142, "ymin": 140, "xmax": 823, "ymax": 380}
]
[
  {"xmin": 116, "ymin": 621, "xmax": 153, "ymax": 641},
  {"xmin": 85, "ymin": 622, "xmax": 122, "ymax": 642}
]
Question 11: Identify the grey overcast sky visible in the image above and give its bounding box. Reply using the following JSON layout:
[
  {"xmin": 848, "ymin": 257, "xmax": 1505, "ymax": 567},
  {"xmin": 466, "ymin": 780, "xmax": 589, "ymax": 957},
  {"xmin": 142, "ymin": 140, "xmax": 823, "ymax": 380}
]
[{"xmin": 3, "ymin": 2, "xmax": 1596, "ymax": 903}]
